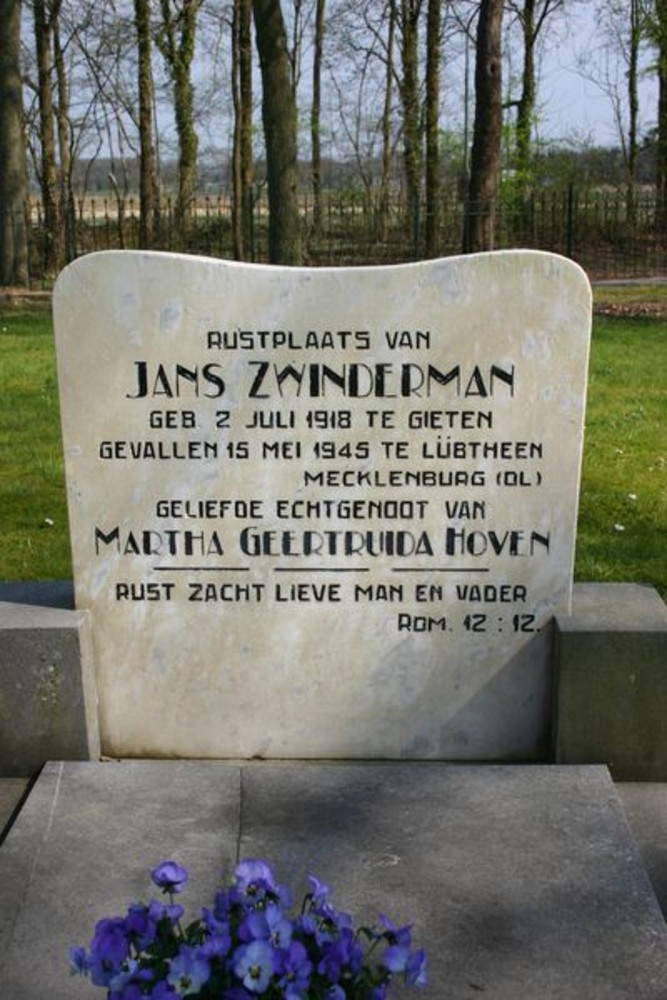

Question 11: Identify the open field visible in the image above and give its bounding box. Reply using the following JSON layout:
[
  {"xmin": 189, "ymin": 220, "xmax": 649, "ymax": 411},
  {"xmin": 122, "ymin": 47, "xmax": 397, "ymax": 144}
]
[{"xmin": 0, "ymin": 295, "xmax": 665, "ymax": 597}]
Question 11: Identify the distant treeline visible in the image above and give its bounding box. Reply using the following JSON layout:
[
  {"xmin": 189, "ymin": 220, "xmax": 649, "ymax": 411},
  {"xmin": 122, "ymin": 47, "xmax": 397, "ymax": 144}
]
[{"xmin": 57, "ymin": 143, "xmax": 660, "ymax": 200}]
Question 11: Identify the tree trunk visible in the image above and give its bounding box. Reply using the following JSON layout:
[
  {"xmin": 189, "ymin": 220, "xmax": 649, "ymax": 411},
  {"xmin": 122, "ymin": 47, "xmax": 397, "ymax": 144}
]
[
  {"xmin": 0, "ymin": 0, "xmax": 29, "ymax": 286},
  {"xmin": 239, "ymin": 0, "xmax": 254, "ymax": 257},
  {"xmin": 53, "ymin": 17, "xmax": 75, "ymax": 262},
  {"xmin": 311, "ymin": 0, "xmax": 326, "ymax": 236},
  {"xmin": 397, "ymin": 0, "xmax": 422, "ymax": 253},
  {"xmin": 378, "ymin": 1, "xmax": 396, "ymax": 242},
  {"xmin": 232, "ymin": 0, "xmax": 243, "ymax": 258},
  {"xmin": 253, "ymin": 0, "xmax": 302, "ymax": 264},
  {"xmin": 33, "ymin": 0, "xmax": 64, "ymax": 276},
  {"xmin": 515, "ymin": 0, "xmax": 535, "ymax": 186},
  {"xmin": 626, "ymin": 0, "xmax": 640, "ymax": 225},
  {"xmin": 232, "ymin": 0, "xmax": 253, "ymax": 259},
  {"xmin": 424, "ymin": 0, "xmax": 441, "ymax": 256},
  {"xmin": 157, "ymin": 0, "xmax": 199, "ymax": 246},
  {"xmin": 135, "ymin": 0, "xmax": 160, "ymax": 247},
  {"xmin": 657, "ymin": 0, "xmax": 667, "ymax": 234},
  {"xmin": 462, "ymin": 0, "xmax": 504, "ymax": 253}
]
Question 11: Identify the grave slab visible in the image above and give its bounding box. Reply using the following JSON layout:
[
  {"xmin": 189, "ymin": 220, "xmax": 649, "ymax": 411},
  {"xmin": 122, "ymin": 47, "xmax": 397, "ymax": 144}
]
[
  {"xmin": 0, "ymin": 760, "xmax": 240, "ymax": 999},
  {"xmin": 53, "ymin": 250, "xmax": 591, "ymax": 760},
  {"xmin": 617, "ymin": 782, "xmax": 667, "ymax": 919},
  {"xmin": 1, "ymin": 761, "xmax": 666, "ymax": 999}
]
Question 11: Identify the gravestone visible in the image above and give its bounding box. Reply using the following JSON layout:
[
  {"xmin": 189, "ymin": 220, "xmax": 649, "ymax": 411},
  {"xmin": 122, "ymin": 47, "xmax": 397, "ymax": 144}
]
[{"xmin": 53, "ymin": 249, "xmax": 591, "ymax": 760}]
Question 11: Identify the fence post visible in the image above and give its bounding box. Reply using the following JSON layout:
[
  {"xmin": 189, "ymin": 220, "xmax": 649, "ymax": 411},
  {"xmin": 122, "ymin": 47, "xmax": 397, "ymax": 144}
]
[{"xmin": 566, "ymin": 184, "xmax": 575, "ymax": 259}]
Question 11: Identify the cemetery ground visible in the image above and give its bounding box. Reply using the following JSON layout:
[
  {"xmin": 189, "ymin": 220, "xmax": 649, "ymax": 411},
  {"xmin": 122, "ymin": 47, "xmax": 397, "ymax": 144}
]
[{"xmin": 0, "ymin": 288, "xmax": 665, "ymax": 598}]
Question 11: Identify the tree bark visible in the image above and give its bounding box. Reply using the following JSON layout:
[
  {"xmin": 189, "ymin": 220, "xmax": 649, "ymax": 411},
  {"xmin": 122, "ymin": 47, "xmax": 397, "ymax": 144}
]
[
  {"xmin": 657, "ymin": 0, "xmax": 667, "ymax": 233},
  {"xmin": 232, "ymin": 0, "xmax": 244, "ymax": 258},
  {"xmin": 0, "ymin": 0, "xmax": 29, "ymax": 286},
  {"xmin": 311, "ymin": 0, "xmax": 326, "ymax": 235},
  {"xmin": 53, "ymin": 16, "xmax": 76, "ymax": 261},
  {"xmin": 378, "ymin": 0, "xmax": 396, "ymax": 243},
  {"xmin": 253, "ymin": 0, "xmax": 302, "ymax": 264},
  {"xmin": 396, "ymin": 0, "xmax": 422, "ymax": 252},
  {"xmin": 626, "ymin": 0, "xmax": 640, "ymax": 224},
  {"xmin": 232, "ymin": 0, "xmax": 254, "ymax": 259},
  {"xmin": 239, "ymin": 0, "xmax": 254, "ymax": 257},
  {"xmin": 33, "ymin": 0, "xmax": 64, "ymax": 276},
  {"xmin": 135, "ymin": 0, "xmax": 160, "ymax": 247},
  {"xmin": 424, "ymin": 0, "xmax": 441, "ymax": 256},
  {"xmin": 515, "ymin": 0, "xmax": 536, "ymax": 185},
  {"xmin": 463, "ymin": 0, "xmax": 504, "ymax": 253}
]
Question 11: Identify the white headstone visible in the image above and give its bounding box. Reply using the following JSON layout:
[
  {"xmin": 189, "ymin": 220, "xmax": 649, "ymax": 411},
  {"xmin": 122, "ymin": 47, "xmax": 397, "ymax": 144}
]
[{"xmin": 54, "ymin": 249, "xmax": 591, "ymax": 759}]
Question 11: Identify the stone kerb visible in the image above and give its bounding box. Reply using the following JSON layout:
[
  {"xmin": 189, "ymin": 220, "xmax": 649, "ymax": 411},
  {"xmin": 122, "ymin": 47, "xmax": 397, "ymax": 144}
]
[{"xmin": 53, "ymin": 249, "xmax": 592, "ymax": 761}]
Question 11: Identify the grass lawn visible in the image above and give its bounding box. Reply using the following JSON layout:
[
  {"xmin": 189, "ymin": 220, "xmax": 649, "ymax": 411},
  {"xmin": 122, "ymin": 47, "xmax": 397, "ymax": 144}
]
[
  {"xmin": 575, "ymin": 314, "xmax": 666, "ymax": 596},
  {"xmin": 0, "ymin": 302, "xmax": 72, "ymax": 579},
  {"xmin": 0, "ymin": 297, "xmax": 665, "ymax": 598}
]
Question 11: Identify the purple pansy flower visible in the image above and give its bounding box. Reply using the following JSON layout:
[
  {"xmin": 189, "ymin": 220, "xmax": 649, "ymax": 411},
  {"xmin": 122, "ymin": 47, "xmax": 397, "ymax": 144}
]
[
  {"xmin": 148, "ymin": 898, "xmax": 184, "ymax": 925},
  {"xmin": 68, "ymin": 857, "xmax": 426, "ymax": 998},
  {"xmin": 277, "ymin": 940, "xmax": 312, "ymax": 997},
  {"xmin": 68, "ymin": 945, "xmax": 88, "ymax": 976},
  {"xmin": 150, "ymin": 983, "xmax": 179, "ymax": 999},
  {"xmin": 151, "ymin": 861, "xmax": 189, "ymax": 895},
  {"xmin": 110, "ymin": 984, "xmax": 144, "ymax": 1000},
  {"xmin": 88, "ymin": 916, "xmax": 130, "ymax": 986},
  {"xmin": 233, "ymin": 939, "xmax": 276, "ymax": 994},
  {"xmin": 167, "ymin": 945, "xmax": 211, "ymax": 996},
  {"xmin": 405, "ymin": 948, "xmax": 427, "ymax": 987},
  {"xmin": 307, "ymin": 874, "xmax": 331, "ymax": 907}
]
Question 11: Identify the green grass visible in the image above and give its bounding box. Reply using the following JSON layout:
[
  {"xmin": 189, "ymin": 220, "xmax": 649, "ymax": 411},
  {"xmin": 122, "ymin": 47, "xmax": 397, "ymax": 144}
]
[
  {"xmin": 574, "ymin": 315, "xmax": 666, "ymax": 596},
  {"xmin": 0, "ymin": 300, "xmax": 665, "ymax": 597},
  {"xmin": 0, "ymin": 302, "xmax": 72, "ymax": 579}
]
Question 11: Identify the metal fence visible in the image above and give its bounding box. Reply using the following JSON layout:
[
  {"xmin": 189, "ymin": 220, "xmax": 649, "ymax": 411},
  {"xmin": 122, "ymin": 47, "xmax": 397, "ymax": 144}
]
[{"xmin": 27, "ymin": 186, "xmax": 667, "ymax": 279}]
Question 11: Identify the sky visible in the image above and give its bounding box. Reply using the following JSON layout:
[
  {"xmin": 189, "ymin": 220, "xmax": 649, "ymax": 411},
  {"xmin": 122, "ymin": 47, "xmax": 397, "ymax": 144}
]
[{"xmin": 535, "ymin": 4, "xmax": 658, "ymax": 147}]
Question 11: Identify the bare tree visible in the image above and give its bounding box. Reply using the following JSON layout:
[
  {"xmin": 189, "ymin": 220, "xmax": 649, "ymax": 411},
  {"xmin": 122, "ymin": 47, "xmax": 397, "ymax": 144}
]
[
  {"xmin": 424, "ymin": 0, "xmax": 441, "ymax": 255},
  {"xmin": 627, "ymin": 0, "xmax": 642, "ymax": 220},
  {"xmin": 655, "ymin": 0, "xmax": 667, "ymax": 230},
  {"xmin": 134, "ymin": 0, "xmax": 161, "ymax": 247},
  {"xmin": 463, "ymin": 0, "xmax": 504, "ymax": 252},
  {"xmin": 311, "ymin": 0, "xmax": 326, "ymax": 234},
  {"xmin": 156, "ymin": 0, "xmax": 201, "ymax": 244},
  {"xmin": 393, "ymin": 0, "xmax": 423, "ymax": 251},
  {"xmin": 579, "ymin": 1, "xmax": 647, "ymax": 220},
  {"xmin": 378, "ymin": 0, "xmax": 397, "ymax": 241},
  {"xmin": 507, "ymin": 0, "xmax": 564, "ymax": 187},
  {"xmin": 0, "ymin": 0, "xmax": 29, "ymax": 286},
  {"xmin": 325, "ymin": 0, "xmax": 399, "ymax": 236},
  {"xmin": 231, "ymin": 0, "xmax": 254, "ymax": 259},
  {"xmin": 52, "ymin": 9, "xmax": 77, "ymax": 259},
  {"xmin": 253, "ymin": 0, "xmax": 302, "ymax": 263},
  {"xmin": 33, "ymin": 0, "xmax": 65, "ymax": 275}
]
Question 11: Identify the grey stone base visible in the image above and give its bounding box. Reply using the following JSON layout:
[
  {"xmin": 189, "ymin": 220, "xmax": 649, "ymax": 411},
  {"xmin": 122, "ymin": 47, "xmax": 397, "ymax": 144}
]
[
  {"xmin": 1, "ymin": 761, "xmax": 666, "ymax": 999},
  {"xmin": 0, "ymin": 583, "xmax": 99, "ymax": 776},
  {"xmin": 554, "ymin": 583, "xmax": 667, "ymax": 780}
]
